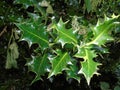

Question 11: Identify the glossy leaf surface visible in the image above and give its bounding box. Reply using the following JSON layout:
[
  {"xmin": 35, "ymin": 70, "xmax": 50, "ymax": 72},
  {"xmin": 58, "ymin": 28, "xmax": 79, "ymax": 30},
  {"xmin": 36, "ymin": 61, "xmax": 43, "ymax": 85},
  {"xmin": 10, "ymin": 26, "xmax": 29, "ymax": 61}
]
[
  {"xmin": 74, "ymin": 15, "xmax": 119, "ymax": 85},
  {"xmin": 48, "ymin": 50, "xmax": 72, "ymax": 78},
  {"xmin": 66, "ymin": 60, "xmax": 80, "ymax": 83},
  {"xmin": 87, "ymin": 15, "xmax": 119, "ymax": 46},
  {"xmin": 15, "ymin": 18, "xmax": 49, "ymax": 50},
  {"xmin": 75, "ymin": 47, "xmax": 99, "ymax": 85},
  {"xmin": 53, "ymin": 18, "xmax": 78, "ymax": 47},
  {"xmin": 26, "ymin": 54, "xmax": 50, "ymax": 84},
  {"xmin": 84, "ymin": 0, "xmax": 92, "ymax": 13}
]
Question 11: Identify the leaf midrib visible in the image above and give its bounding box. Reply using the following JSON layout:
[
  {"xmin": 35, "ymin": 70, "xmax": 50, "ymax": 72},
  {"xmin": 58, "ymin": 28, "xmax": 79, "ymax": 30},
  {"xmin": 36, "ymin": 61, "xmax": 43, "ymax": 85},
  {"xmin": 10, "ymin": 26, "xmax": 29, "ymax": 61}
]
[
  {"xmin": 57, "ymin": 28, "xmax": 77, "ymax": 44},
  {"xmin": 26, "ymin": 29, "xmax": 49, "ymax": 44},
  {"xmin": 86, "ymin": 25, "xmax": 111, "ymax": 46},
  {"xmin": 19, "ymin": 24, "xmax": 49, "ymax": 45},
  {"xmin": 52, "ymin": 52, "xmax": 68, "ymax": 74},
  {"xmin": 37, "ymin": 54, "xmax": 46, "ymax": 74},
  {"xmin": 84, "ymin": 50, "xmax": 93, "ymax": 77}
]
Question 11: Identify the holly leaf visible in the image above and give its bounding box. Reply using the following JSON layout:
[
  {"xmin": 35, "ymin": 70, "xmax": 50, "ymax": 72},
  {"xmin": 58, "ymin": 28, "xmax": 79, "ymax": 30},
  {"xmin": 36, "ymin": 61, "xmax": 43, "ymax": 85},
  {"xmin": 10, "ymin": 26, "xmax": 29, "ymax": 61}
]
[
  {"xmin": 84, "ymin": 0, "xmax": 92, "ymax": 13},
  {"xmin": 14, "ymin": 0, "xmax": 36, "ymax": 8},
  {"xmin": 86, "ymin": 15, "xmax": 119, "ymax": 46},
  {"xmin": 75, "ymin": 47, "xmax": 100, "ymax": 85},
  {"xmin": 48, "ymin": 50, "xmax": 72, "ymax": 78},
  {"xmin": 66, "ymin": 60, "xmax": 80, "ymax": 83},
  {"xmin": 15, "ymin": 17, "xmax": 49, "ymax": 50},
  {"xmin": 26, "ymin": 54, "xmax": 50, "ymax": 84},
  {"xmin": 52, "ymin": 18, "xmax": 78, "ymax": 47}
]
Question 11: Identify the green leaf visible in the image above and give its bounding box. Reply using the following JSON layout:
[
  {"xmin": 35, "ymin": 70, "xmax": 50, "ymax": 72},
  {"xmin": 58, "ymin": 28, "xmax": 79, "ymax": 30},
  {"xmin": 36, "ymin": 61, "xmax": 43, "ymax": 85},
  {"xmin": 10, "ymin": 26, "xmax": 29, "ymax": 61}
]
[
  {"xmin": 114, "ymin": 86, "xmax": 120, "ymax": 90},
  {"xmin": 53, "ymin": 18, "xmax": 78, "ymax": 47},
  {"xmin": 66, "ymin": 60, "xmax": 80, "ymax": 83},
  {"xmin": 14, "ymin": 0, "xmax": 46, "ymax": 20},
  {"xmin": 26, "ymin": 54, "xmax": 50, "ymax": 84},
  {"xmin": 84, "ymin": 0, "xmax": 92, "ymax": 13},
  {"xmin": 75, "ymin": 47, "xmax": 100, "ymax": 85},
  {"xmin": 14, "ymin": 0, "xmax": 36, "ymax": 8},
  {"xmin": 48, "ymin": 50, "xmax": 72, "ymax": 78},
  {"xmin": 15, "ymin": 18, "xmax": 49, "ymax": 50},
  {"xmin": 87, "ymin": 15, "xmax": 119, "ymax": 46},
  {"xmin": 100, "ymin": 82, "xmax": 110, "ymax": 90},
  {"xmin": 74, "ymin": 15, "xmax": 119, "ymax": 85}
]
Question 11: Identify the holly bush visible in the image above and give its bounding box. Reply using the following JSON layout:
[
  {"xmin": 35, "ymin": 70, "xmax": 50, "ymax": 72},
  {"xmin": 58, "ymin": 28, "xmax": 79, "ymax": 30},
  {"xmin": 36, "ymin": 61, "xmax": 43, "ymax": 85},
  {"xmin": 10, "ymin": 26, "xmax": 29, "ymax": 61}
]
[{"xmin": 0, "ymin": 0, "xmax": 120, "ymax": 89}]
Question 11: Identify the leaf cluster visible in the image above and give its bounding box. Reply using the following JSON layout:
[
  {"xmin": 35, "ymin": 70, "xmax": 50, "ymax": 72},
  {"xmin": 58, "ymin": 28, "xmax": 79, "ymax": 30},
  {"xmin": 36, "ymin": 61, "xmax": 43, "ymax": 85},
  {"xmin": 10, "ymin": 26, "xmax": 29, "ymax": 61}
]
[
  {"xmin": 16, "ymin": 13, "xmax": 120, "ymax": 85},
  {"xmin": 0, "ymin": 0, "xmax": 120, "ymax": 88}
]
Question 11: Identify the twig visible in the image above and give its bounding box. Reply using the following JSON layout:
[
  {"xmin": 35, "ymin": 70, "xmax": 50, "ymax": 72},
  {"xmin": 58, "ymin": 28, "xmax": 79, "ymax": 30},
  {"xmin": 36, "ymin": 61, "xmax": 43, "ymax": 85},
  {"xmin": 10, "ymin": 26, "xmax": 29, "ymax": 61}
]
[{"xmin": 0, "ymin": 26, "xmax": 7, "ymax": 37}]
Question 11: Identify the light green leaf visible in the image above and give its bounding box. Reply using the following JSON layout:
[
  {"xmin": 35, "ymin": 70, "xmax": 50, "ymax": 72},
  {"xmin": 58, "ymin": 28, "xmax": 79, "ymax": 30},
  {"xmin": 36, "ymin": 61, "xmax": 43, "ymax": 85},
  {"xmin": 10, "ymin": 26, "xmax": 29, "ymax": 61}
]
[
  {"xmin": 40, "ymin": 0, "xmax": 54, "ymax": 14},
  {"xmin": 87, "ymin": 15, "xmax": 119, "ymax": 46},
  {"xmin": 26, "ymin": 54, "xmax": 50, "ymax": 84},
  {"xmin": 15, "ymin": 18, "xmax": 49, "ymax": 50},
  {"xmin": 84, "ymin": 0, "xmax": 92, "ymax": 13},
  {"xmin": 5, "ymin": 42, "xmax": 19, "ymax": 69},
  {"xmin": 75, "ymin": 47, "xmax": 100, "ymax": 85},
  {"xmin": 48, "ymin": 50, "xmax": 72, "ymax": 78},
  {"xmin": 53, "ymin": 18, "xmax": 78, "ymax": 47},
  {"xmin": 74, "ymin": 15, "xmax": 119, "ymax": 85}
]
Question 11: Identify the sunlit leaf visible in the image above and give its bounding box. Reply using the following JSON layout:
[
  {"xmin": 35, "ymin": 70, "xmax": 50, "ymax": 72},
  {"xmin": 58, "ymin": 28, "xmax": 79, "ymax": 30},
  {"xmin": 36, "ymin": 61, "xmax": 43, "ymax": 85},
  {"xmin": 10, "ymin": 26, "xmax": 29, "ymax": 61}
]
[
  {"xmin": 75, "ymin": 47, "xmax": 100, "ymax": 85},
  {"xmin": 66, "ymin": 60, "xmax": 80, "ymax": 83},
  {"xmin": 40, "ymin": 0, "xmax": 54, "ymax": 14},
  {"xmin": 86, "ymin": 15, "xmax": 119, "ymax": 46},
  {"xmin": 74, "ymin": 15, "xmax": 119, "ymax": 85},
  {"xmin": 14, "ymin": 0, "xmax": 36, "ymax": 8}
]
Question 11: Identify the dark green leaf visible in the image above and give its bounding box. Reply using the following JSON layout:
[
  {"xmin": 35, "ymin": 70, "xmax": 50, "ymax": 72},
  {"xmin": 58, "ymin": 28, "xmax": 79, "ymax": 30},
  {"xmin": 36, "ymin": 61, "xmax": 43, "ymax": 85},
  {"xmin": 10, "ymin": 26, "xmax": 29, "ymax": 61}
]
[
  {"xmin": 48, "ymin": 50, "xmax": 72, "ymax": 78},
  {"xmin": 15, "ymin": 17, "xmax": 49, "ymax": 50},
  {"xmin": 26, "ymin": 54, "xmax": 50, "ymax": 84},
  {"xmin": 53, "ymin": 18, "xmax": 78, "ymax": 47},
  {"xmin": 84, "ymin": 0, "xmax": 92, "ymax": 13},
  {"xmin": 66, "ymin": 60, "xmax": 80, "ymax": 83}
]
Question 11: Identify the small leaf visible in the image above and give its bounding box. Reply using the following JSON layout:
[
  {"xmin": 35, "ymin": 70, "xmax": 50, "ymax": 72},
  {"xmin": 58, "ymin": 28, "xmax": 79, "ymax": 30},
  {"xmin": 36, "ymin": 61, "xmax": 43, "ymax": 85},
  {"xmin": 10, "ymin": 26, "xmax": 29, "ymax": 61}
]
[
  {"xmin": 5, "ymin": 42, "xmax": 19, "ymax": 69},
  {"xmin": 53, "ymin": 18, "xmax": 78, "ymax": 47},
  {"xmin": 26, "ymin": 54, "xmax": 50, "ymax": 84},
  {"xmin": 40, "ymin": 0, "xmax": 49, "ymax": 7},
  {"xmin": 15, "ymin": 17, "xmax": 49, "ymax": 50},
  {"xmin": 100, "ymin": 82, "xmax": 110, "ymax": 90},
  {"xmin": 14, "ymin": 0, "xmax": 35, "ymax": 8},
  {"xmin": 84, "ymin": 0, "xmax": 92, "ymax": 13},
  {"xmin": 46, "ymin": 5, "xmax": 54, "ymax": 14},
  {"xmin": 66, "ymin": 60, "xmax": 80, "ymax": 83},
  {"xmin": 48, "ymin": 50, "xmax": 72, "ymax": 78},
  {"xmin": 40, "ymin": 0, "xmax": 54, "ymax": 14}
]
